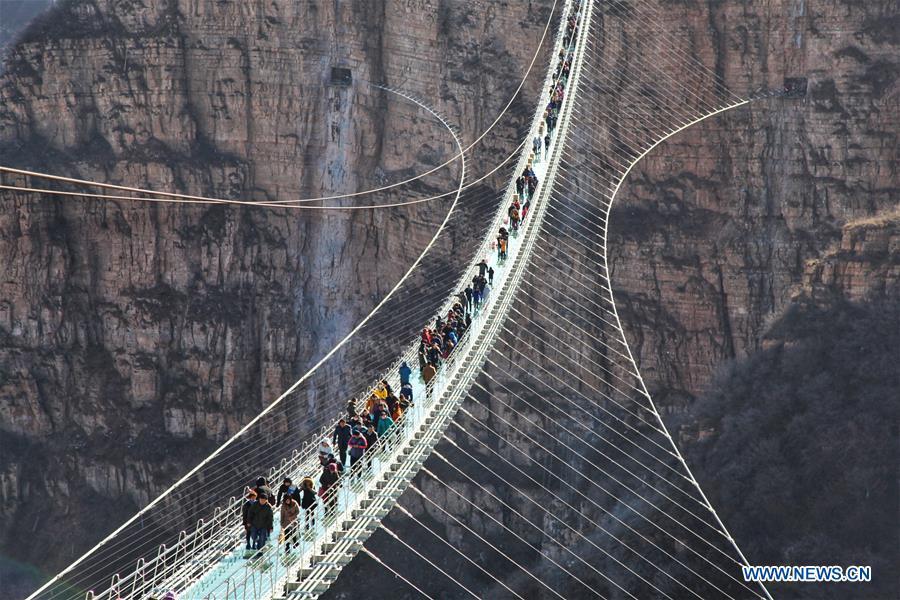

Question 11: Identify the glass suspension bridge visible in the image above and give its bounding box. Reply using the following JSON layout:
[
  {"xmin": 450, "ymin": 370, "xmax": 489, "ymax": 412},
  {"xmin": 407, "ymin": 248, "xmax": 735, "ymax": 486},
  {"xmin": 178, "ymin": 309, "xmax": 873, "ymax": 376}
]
[{"xmin": 20, "ymin": 0, "xmax": 775, "ymax": 598}]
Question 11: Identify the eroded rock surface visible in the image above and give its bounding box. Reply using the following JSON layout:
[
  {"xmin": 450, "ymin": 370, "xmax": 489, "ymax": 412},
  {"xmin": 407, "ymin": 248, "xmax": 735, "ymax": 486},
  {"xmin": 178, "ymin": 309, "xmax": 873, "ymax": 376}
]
[
  {"xmin": 0, "ymin": 0, "xmax": 553, "ymax": 587},
  {"xmin": 611, "ymin": 0, "xmax": 899, "ymax": 409}
]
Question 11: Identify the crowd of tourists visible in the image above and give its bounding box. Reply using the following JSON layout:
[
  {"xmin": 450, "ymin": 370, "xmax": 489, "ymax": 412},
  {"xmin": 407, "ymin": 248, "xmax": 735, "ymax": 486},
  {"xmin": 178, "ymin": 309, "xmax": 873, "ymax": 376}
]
[{"xmin": 237, "ymin": 0, "xmax": 582, "ymax": 561}]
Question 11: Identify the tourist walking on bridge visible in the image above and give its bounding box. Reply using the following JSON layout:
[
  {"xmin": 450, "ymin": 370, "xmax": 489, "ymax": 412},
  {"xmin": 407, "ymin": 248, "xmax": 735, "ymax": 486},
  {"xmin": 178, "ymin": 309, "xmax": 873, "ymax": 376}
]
[
  {"xmin": 399, "ymin": 361, "xmax": 412, "ymax": 386},
  {"xmin": 478, "ymin": 258, "xmax": 489, "ymax": 278},
  {"xmin": 497, "ymin": 229, "xmax": 508, "ymax": 261},
  {"xmin": 241, "ymin": 488, "xmax": 257, "ymax": 550},
  {"xmin": 365, "ymin": 423, "xmax": 379, "ymax": 450},
  {"xmin": 280, "ymin": 494, "xmax": 300, "ymax": 552},
  {"xmin": 509, "ymin": 200, "xmax": 521, "ymax": 231},
  {"xmin": 247, "ymin": 493, "xmax": 274, "ymax": 555},
  {"xmin": 400, "ymin": 380, "xmax": 413, "ymax": 403},
  {"xmin": 276, "ymin": 477, "xmax": 295, "ymax": 507},
  {"xmin": 333, "ymin": 418, "xmax": 352, "ymax": 466},
  {"xmin": 376, "ymin": 410, "xmax": 394, "ymax": 437},
  {"xmin": 300, "ymin": 477, "xmax": 316, "ymax": 530},
  {"xmin": 319, "ymin": 463, "xmax": 340, "ymax": 513},
  {"xmin": 348, "ymin": 427, "xmax": 368, "ymax": 467},
  {"xmin": 318, "ymin": 438, "xmax": 333, "ymax": 466}
]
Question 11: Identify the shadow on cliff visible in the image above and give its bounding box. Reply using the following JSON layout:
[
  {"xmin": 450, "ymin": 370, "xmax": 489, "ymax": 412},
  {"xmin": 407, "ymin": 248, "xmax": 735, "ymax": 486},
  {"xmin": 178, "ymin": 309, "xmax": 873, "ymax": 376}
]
[{"xmin": 675, "ymin": 298, "xmax": 899, "ymax": 599}]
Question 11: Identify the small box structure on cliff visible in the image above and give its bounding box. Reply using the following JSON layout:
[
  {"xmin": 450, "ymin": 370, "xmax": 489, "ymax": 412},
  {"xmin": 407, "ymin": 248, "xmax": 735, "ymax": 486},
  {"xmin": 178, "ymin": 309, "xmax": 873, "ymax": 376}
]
[{"xmin": 330, "ymin": 67, "xmax": 353, "ymax": 86}]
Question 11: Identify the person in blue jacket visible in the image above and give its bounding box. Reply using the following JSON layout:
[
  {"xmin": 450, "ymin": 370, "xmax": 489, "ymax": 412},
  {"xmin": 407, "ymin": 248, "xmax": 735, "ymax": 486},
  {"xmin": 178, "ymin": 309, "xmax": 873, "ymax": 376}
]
[{"xmin": 399, "ymin": 361, "xmax": 412, "ymax": 386}]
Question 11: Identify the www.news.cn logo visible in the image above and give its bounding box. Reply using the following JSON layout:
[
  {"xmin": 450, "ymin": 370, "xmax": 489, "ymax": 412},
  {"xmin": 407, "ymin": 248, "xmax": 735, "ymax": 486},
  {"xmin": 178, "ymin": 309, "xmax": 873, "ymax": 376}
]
[{"xmin": 742, "ymin": 565, "xmax": 872, "ymax": 583}]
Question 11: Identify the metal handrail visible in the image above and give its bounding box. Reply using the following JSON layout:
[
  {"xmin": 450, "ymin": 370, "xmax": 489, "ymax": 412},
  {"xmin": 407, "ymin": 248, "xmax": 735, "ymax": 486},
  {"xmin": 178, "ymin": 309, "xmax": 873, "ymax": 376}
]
[{"xmin": 86, "ymin": 1, "xmax": 582, "ymax": 597}]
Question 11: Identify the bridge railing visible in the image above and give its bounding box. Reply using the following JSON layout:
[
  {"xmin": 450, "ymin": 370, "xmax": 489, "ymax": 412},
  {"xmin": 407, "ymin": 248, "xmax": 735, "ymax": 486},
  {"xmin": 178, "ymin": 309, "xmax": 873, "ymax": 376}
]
[
  {"xmin": 84, "ymin": 0, "xmax": 583, "ymax": 597},
  {"xmin": 191, "ymin": 2, "xmax": 584, "ymax": 595}
]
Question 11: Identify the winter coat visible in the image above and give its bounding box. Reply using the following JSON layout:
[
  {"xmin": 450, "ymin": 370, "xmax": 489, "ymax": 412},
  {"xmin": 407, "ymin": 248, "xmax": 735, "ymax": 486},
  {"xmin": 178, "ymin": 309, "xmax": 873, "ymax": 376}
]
[
  {"xmin": 276, "ymin": 483, "xmax": 296, "ymax": 506},
  {"xmin": 348, "ymin": 435, "xmax": 368, "ymax": 459},
  {"xmin": 427, "ymin": 346, "xmax": 441, "ymax": 365},
  {"xmin": 400, "ymin": 382, "xmax": 414, "ymax": 402},
  {"xmin": 332, "ymin": 423, "xmax": 352, "ymax": 447},
  {"xmin": 365, "ymin": 394, "xmax": 378, "ymax": 416},
  {"xmin": 255, "ymin": 485, "xmax": 274, "ymax": 502},
  {"xmin": 241, "ymin": 499, "xmax": 256, "ymax": 526},
  {"xmin": 280, "ymin": 500, "xmax": 300, "ymax": 527},
  {"xmin": 376, "ymin": 415, "xmax": 394, "ymax": 437},
  {"xmin": 247, "ymin": 502, "xmax": 274, "ymax": 531},
  {"xmin": 371, "ymin": 405, "xmax": 384, "ymax": 427},
  {"xmin": 422, "ymin": 363, "xmax": 437, "ymax": 384},
  {"xmin": 317, "ymin": 440, "xmax": 332, "ymax": 458},
  {"xmin": 301, "ymin": 487, "xmax": 317, "ymax": 510},
  {"xmin": 399, "ymin": 363, "xmax": 412, "ymax": 386},
  {"xmin": 364, "ymin": 430, "xmax": 379, "ymax": 450},
  {"xmin": 319, "ymin": 469, "xmax": 339, "ymax": 490}
]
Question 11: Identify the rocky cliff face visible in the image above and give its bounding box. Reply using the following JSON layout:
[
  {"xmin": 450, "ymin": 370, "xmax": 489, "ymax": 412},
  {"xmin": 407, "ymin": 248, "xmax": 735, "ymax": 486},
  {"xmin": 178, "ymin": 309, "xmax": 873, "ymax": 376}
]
[
  {"xmin": 610, "ymin": 0, "xmax": 899, "ymax": 409},
  {"xmin": 0, "ymin": 0, "xmax": 553, "ymax": 591},
  {"xmin": 2, "ymin": 0, "xmax": 897, "ymax": 596}
]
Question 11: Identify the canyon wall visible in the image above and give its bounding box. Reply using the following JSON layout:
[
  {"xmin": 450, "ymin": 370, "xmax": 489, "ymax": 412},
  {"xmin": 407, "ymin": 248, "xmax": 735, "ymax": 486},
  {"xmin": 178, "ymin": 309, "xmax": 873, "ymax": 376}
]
[
  {"xmin": 0, "ymin": 0, "xmax": 554, "ymax": 592},
  {"xmin": 610, "ymin": 0, "xmax": 899, "ymax": 409},
  {"xmin": 1, "ymin": 0, "xmax": 896, "ymax": 597},
  {"xmin": 330, "ymin": 1, "xmax": 898, "ymax": 598}
]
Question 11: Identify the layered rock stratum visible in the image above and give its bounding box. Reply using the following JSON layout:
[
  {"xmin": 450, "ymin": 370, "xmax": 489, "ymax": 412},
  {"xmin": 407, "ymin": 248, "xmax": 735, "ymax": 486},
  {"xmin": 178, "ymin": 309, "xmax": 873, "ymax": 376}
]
[
  {"xmin": 0, "ymin": 0, "xmax": 552, "ymax": 592},
  {"xmin": 1, "ymin": 0, "xmax": 897, "ymax": 597}
]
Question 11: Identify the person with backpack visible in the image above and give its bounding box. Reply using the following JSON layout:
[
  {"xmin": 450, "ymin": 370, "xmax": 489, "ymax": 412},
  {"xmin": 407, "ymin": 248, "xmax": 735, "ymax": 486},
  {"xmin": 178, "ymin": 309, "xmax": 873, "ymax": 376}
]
[{"xmin": 509, "ymin": 202, "xmax": 520, "ymax": 231}]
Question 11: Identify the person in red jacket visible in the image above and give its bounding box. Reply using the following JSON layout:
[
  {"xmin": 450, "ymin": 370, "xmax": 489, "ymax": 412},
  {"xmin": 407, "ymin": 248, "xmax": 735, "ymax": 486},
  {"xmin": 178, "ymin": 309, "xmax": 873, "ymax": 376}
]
[{"xmin": 348, "ymin": 428, "xmax": 368, "ymax": 467}]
